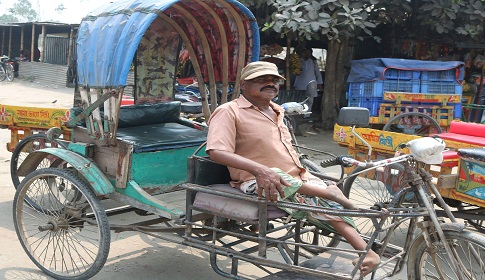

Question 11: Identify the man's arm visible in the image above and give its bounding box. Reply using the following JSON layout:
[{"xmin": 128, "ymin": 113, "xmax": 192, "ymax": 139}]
[{"xmin": 208, "ymin": 149, "xmax": 289, "ymax": 201}]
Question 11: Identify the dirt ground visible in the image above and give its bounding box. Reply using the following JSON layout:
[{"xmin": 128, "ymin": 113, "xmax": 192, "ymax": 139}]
[{"xmin": 0, "ymin": 80, "xmax": 353, "ymax": 280}]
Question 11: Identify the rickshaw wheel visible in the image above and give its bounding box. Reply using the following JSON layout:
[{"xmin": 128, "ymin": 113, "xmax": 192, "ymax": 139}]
[
  {"xmin": 408, "ymin": 230, "xmax": 485, "ymax": 280},
  {"xmin": 13, "ymin": 168, "xmax": 110, "ymax": 280},
  {"xmin": 290, "ymin": 222, "xmax": 340, "ymax": 254},
  {"xmin": 11, "ymin": 133, "xmax": 67, "ymax": 188},
  {"xmin": 383, "ymin": 112, "xmax": 442, "ymax": 136},
  {"xmin": 343, "ymin": 166, "xmax": 411, "ymax": 248},
  {"xmin": 300, "ymin": 158, "xmax": 326, "ymax": 178}
]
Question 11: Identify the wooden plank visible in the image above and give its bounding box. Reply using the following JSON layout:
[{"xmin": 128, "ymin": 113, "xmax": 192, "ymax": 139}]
[
  {"xmin": 384, "ymin": 92, "xmax": 461, "ymax": 105},
  {"xmin": 90, "ymin": 88, "xmax": 105, "ymax": 139}
]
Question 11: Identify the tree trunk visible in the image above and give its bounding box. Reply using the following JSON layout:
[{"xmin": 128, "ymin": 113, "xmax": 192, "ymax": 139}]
[{"xmin": 320, "ymin": 38, "xmax": 350, "ymax": 130}]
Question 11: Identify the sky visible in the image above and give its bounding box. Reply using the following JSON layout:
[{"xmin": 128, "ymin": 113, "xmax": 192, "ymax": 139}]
[{"xmin": 0, "ymin": 0, "xmax": 115, "ymax": 24}]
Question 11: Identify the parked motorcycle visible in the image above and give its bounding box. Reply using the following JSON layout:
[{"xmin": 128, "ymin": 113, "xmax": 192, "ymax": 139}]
[{"xmin": 0, "ymin": 55, "xmax": 18, "ymax": 82}]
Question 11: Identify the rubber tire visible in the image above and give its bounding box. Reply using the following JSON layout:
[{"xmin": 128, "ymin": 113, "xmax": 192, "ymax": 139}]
[
  {"xmin": 0, "ymin": 65, "xmax": 6, "ymax": 81},
  {"xmin": 408, "ymin": 230, "xmax": 485, "ymax": 280},
  {"xmin": 13, "ymin": 168, "xmax": 110, "ymax": 280},
  {"xmin": 300, "ymin": 158, "xmax": 326, "ymax": 177},
  {"xmin": 383, "ymin": 112, "xmax": 442, "ymax": 136},
  {"xmin": 10, "ymin": 133, "xmax": 67, "ymax": 189},
  {"xmin": 343, "ymin": 166, "xmax": 411, "ymax": 246},
  {"xmin": 5, "ymin": 63, "xmax": 14, "ymax": 81}
]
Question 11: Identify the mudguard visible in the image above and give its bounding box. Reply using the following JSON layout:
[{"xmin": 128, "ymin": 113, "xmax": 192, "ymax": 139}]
[
  {"xmin": 17, "ymin": 147, "xmax": 115, "ymax": 196},
  {"xmin": 407, "ymin": 222, "xmax": 466, "ymax": 278}
]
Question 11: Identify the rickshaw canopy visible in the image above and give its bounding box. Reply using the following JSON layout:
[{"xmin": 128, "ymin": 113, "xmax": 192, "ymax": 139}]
[{"xmin": 76, "ymin": 0, "xmax": 260, "ymax": 89}]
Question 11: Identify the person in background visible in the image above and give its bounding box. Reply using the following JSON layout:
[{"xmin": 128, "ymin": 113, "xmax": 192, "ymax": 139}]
[
  {"xmin": 206, "ymin": 61, "xmax": 380, "ymax": 277},
  {"xmin": 293, "ymin": 47, "xmax": 323, "ymax": 118}
]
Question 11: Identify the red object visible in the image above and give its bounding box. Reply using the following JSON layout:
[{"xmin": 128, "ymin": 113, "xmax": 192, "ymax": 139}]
[
  {"xmin": 121, "ymin": 95, "xmax": 134, "ymax": 106},
  {"xmin": 435, "ymin": 121, "xmax": 485, "ymax": 146},
  {"xmin": 177, "ymin": 77, "xmax": 196, "ymax": 85},
  {"xmin": 441, "ymin": 150, "xmax": 459, "ymax": 168}
]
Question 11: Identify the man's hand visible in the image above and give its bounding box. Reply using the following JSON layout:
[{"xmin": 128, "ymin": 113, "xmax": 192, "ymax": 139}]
[{"xmin": 255, "ymin": 167, "xmax": 291, "ymax": 202}]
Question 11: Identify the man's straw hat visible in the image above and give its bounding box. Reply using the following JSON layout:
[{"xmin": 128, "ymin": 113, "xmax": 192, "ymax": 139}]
[{"xmin": 240, "ymin": 61, "xmax": 285, "ymax": 81}]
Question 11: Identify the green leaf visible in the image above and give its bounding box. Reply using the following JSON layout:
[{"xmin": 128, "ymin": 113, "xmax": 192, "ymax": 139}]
[
  {"xmin": 402, "ymin": 3, "xmax": 412, "ymax": 12},
  {"xmin": 308, "ymin": 10, "xmax": 318, "ymax": 20},
  {"xmin": 310, "ymin": 22, "xmax": 320, "ymax": 31},
  {"xmin": 275, "ymin": 13, "xmax": 289, "ymax": 20},
  {"xmin": 363, "ymin": 21, "xmax": 376, "ymax": 28},
  {"xmin": 339, "ymin": 0, "xmax": 350, "ymax": 7},
  {"xmin": 311, "ymin": 1, "xmax": 322, "ymax": 10},
  {"xmin": 292, "ymin": 11, "xmax": 303, "ymax": 18},
  {"xmin": 431, "ymin": 9, "xmax": 441, "ymax": 16},
  {"xmin": 437, "ymin": 25, "xmax": 444, "ymax": 33}
]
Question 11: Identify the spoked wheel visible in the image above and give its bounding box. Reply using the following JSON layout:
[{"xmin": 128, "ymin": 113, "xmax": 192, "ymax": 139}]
[
  {"xmin": 294, "ymin": 158, "xmax": 341, "ymax": 251},
  {"xmin": 383, "ymin": 112, "xmax": 442, "ymax": 136},
  {"xmin": 343, "ymin": 166, "xmax": 413, "ymax": 247},
  {"xmin": 292, "ymin": 222, "xmax": 340, "ymax": 254},
  {"xmin": 11, "ymin": 133, "xmax": 67, "ymax": 189},
  {"xmin": 408, "ymin": 230, "xmax": 485, "ymax": 279},
  {"xmin": 13, "ymin": 168, "xmax": 110, "ymax": 280},
  {"xmin": 5, "ymin": 63, "xmax": 14, "ymax": 81}
]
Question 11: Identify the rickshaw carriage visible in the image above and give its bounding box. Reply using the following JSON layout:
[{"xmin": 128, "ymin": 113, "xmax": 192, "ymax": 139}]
[
  {"xmin": 334, "ymin": 121, "xmax": 485, "ymax": 233},
  {"xmin": 347, "ymin": 58, "xmax": 466, "ymax": 134}
]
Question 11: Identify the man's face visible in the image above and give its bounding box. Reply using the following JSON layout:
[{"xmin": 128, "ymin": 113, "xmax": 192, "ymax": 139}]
[
  {"xmin": 302, "ymin": 49, "xmax": 312, "ymax": 60},
  {"xmin": 242, "ymin": 75, "xmax": 282, "ymax": 101}
]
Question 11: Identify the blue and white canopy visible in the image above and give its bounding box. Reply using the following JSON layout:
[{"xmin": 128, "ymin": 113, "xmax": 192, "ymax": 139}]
[{"xmin": 76, "ymin": 0, "xmax": 260, "ymax": 88}]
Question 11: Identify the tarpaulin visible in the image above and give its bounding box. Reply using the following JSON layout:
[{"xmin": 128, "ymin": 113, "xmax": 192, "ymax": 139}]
[{"xmin": 347, "ymin": 58, "xmax": 465, "ymax": 83}]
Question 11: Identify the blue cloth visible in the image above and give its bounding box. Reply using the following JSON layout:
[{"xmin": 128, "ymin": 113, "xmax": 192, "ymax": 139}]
[{"xmin": 347, "ymin": 58, "xmax": 465, "ymax": 83}]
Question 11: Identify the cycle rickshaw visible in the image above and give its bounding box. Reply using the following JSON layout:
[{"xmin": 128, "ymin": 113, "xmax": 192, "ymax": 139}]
[{"xmin": 11, "ymin": 0, "xmax": 485, "ymax": 279}]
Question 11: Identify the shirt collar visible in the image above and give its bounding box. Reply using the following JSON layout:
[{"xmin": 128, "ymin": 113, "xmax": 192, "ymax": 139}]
[{"xmin": 237, "ymin": 95, "xmax": 284, "ymax": 115}]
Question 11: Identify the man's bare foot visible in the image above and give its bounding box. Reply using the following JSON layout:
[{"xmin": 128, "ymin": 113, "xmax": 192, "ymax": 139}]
[
  {"xmin": 327, "ymin": 185, "xmax": 358, "ymax": 210},
  {"xmin": 352, "ymin": 250, "xmax": 380, "ymax": 277}
]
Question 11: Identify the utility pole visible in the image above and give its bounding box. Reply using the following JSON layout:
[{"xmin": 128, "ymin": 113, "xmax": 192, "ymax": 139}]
[{"xmin": 36, "ymin": 0, "xmax": 41, "ymax": 21}]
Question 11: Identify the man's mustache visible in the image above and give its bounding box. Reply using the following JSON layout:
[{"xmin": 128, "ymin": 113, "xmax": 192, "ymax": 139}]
[{"xmin": 261, "ymin": 85, "xmax": 278, "ymax": 91}]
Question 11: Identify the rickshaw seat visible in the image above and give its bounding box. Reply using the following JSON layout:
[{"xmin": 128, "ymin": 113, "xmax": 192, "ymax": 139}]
[
  {"xmin": 71, "ymin": 102, "xmax": 207, "ymax": 153},
  {"xmin": 187, "ymin": 155, "xmax": 286, "ymax": 224},
  {"xmin": 458, "ymin": 148, "xmax": 485, "ymax": 161},
  {"xmin": 193, "ymin": 184, "xmax": 286, "ymax": 224},
  {"xmin": 436, "ymin": 121, "xmax": 485, "ymax": 146},
  {"xmin": 117, "ymin": 123, "xmax": 206, "ymax": 153},
  {"xmin": 71, "ymin": 102, "xmax": 182, "ymax": 128}
]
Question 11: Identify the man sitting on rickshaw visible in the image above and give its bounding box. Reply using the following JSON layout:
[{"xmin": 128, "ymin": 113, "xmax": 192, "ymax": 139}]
[{"xmin": 205, "ymin": 61, "xmax": 381, "ymax": 277}]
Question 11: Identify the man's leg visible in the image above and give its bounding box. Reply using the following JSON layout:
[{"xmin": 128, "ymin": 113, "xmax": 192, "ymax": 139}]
[
  {"xmin": 303, "ymin": 97, "xmax": 314, "ymax": 118},
  {"xmin": 331, "ymin": 220, "xmax": 381, "ymax": 277}
]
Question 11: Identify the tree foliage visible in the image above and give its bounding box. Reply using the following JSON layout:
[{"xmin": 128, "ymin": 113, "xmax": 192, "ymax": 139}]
[
  {"xmin": 0, "ymin": 0, "xmax": 37, "ymax": 23},
  {"xmin": 266, "ymin": 0, "xmax": 383, "ymax": 42},
  {"xmin": 261, "ymin": 0, "xmax": 485, "ymax": 128}
]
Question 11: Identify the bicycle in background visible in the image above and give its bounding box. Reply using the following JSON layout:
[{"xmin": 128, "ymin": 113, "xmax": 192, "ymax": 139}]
[{"xmin": 0, "ymin": 55, "xmax": 15, "ymax": 82}]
